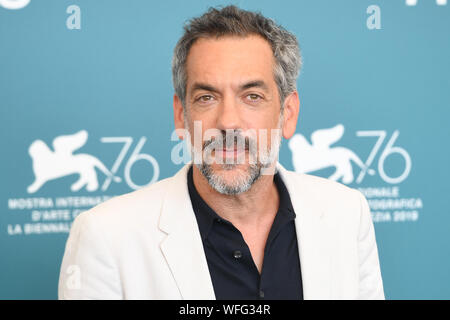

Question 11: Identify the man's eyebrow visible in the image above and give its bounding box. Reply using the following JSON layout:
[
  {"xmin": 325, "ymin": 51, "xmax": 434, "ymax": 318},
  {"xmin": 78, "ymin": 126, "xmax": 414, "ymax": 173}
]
[
  {"xmin": 239, "ymin": 80, "xmax": 269, "ymax": 91},
  {"xmin": 190, "ymin": 80, "xmax": 269, "ymax": 94},
  {"xmin": 190, "ymin": 83, "xmax": 220, "ymax": 94}
]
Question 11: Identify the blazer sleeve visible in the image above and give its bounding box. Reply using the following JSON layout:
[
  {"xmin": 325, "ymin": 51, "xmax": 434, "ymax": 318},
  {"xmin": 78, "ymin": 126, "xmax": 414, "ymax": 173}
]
[
  {"xmin": 58, "ymin": 211, "xmax": 122, "ymax": 299},
  {"xmin": 355, "ymin": 190, "xmax": 385, "ymax": 300}
]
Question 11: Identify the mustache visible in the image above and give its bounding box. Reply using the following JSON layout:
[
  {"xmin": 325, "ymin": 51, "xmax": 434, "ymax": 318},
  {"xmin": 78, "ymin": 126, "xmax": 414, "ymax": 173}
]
[{"xmin": 202, "ymin": 130, "xmax": 253, "ymax": 151}]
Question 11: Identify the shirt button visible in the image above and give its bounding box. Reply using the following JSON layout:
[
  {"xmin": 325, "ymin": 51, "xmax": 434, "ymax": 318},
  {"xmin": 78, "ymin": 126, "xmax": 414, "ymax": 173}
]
[
  {"xmin": 259, "ymin": 290, "xmax": 265, "ymax": 298},
  {"xmin": 233, "ymin": 250, "xmax": 242, "ymax": 259}
]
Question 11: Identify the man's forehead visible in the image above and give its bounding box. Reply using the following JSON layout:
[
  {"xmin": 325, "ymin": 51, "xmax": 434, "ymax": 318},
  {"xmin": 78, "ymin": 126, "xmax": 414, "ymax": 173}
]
[
  {"xmin": 187, "ymin": 34, "xmax": 273, "ymax": 64},
  {"xmin": 186, "ymin": 35, "xmax": 275, "ymax": 90}
]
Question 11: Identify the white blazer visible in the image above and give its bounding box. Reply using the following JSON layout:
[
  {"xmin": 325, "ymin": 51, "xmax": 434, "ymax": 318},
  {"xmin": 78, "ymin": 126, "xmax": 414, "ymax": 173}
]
[{"xmin": 58, "ymin": 162, "xmax": 384, "ymax": 300}]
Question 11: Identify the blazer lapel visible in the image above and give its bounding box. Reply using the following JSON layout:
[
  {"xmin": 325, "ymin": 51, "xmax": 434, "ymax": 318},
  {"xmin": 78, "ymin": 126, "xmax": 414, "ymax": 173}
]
[
  {"xmin": 277, "ymin": 163, "xmax": 332, "ymax": 300},
  {"xmin": 158, "ymin": 162, "xmax": 332, "ymax": 300},
  {"xmin": 158, "ymin": 163, "xmax": 216, "ymax": 300}
]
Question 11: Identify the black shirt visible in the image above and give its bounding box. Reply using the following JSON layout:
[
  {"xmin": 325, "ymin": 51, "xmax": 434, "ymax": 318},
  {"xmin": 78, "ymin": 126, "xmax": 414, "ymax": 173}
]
[{"xmin": 187, "ymin": 165, "xmax": 303, "ymax": 300}]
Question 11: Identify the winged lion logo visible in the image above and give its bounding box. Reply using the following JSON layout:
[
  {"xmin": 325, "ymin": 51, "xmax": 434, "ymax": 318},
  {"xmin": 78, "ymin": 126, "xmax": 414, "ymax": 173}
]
[
  {"xmin": 288, "ymin": 124, "xmax": 369, "ymax": 184},
  {"xmin": 27, "ymin": 130, "xmax": 121, "ymax": 193}
]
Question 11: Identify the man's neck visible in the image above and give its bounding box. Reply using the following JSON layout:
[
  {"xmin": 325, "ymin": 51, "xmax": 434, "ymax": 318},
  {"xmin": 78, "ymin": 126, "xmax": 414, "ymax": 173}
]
[{"xmin": 192, "ymin": 164, "xmax": 280, "ymax": 228}]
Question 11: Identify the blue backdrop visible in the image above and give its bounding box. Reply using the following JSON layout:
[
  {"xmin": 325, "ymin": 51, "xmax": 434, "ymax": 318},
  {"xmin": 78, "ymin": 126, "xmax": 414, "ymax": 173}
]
[{"xmin": 1, "ymin": 0, "xmax": 449, "ymax": 299}]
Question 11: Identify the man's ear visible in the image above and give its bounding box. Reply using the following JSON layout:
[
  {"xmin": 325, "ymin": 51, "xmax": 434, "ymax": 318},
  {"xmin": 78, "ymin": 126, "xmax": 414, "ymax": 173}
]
[
  {"xmin": 173, "ymin": 94, "xmax": 186, "ymax": 140},
  {"xmin": 282, "ymin": 90, "xmax": 300, "ymax": 139}
]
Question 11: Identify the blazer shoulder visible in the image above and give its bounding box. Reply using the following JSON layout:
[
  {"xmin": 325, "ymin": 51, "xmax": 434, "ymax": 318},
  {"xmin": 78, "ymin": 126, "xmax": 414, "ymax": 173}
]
[
  {"xmin": 285, "ymin": 169, "xmax": 360, "ymax": 197},
  {"xmin": 282, "ymin": 169, "xmax": 365, "ymax": 217}
]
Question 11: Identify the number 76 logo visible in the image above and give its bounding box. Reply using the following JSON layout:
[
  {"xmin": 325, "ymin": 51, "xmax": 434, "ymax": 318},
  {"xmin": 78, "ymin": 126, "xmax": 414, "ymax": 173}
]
[
  {"xmin": 100, "ymin": 136, "xmax": 160, "ymax": 191},
  {"xmin": 289, "ymin": 125, "xmax": 411, "ymax": 185},
  {"xmin": 27, "ymin": 131, "xmax": 159, "ymax": 194}
]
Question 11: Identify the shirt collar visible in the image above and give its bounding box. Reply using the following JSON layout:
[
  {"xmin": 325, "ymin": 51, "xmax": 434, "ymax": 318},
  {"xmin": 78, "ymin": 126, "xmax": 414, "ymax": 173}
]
[
  {"xmin": 187, "ymin": 165, "xmax": 297, "ymax": 241},
  {"xmin": 187, "ymin": 165, "xmax": 222, "ymax": 240}
]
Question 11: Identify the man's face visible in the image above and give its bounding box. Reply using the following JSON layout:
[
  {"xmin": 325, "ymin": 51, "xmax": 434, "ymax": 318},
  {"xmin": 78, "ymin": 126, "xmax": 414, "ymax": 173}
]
[{"xmin": 182, "ymin": 35, "xmax": 284, "ymax": 194}]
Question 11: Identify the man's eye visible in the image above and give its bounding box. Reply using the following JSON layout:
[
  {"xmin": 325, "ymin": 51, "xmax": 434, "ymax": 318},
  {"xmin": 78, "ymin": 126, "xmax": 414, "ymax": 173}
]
[
  {"xmin": 197, "ymin": 95, "xmax": 214, "ymax": 102},
  {"xmin": 246, "ymin": 94, "xmax": 262, "ymax": 101}
]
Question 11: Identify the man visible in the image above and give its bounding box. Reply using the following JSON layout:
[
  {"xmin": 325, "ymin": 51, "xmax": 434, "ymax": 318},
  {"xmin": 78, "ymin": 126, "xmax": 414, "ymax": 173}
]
[{"xmin": 58, "ymin": 5, "xmax": 384, "ymax": 300}]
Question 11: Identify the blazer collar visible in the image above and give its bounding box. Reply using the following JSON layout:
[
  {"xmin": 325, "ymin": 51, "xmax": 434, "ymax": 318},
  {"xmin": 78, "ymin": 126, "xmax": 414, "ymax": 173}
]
[
  {"xmin": 158, "ymin": 162, "xmax": 216, "ymax": 300},
  {"xmin": 158, "ymin": 162, "xmax": 332, "ymax": 300},
  {"xmin": 277, "ymin": 163, "xmax": 332, "ymax": 299}
]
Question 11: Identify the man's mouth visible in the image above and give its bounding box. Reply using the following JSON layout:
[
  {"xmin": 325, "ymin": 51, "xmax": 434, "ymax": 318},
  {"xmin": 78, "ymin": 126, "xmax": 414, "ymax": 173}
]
[{"xmin": 212, "ymin": 145, "xmax": 248, "ymax": 159}]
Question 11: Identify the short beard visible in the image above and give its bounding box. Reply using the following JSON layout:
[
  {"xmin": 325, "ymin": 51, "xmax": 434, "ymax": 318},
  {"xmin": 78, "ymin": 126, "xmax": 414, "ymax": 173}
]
[
  {"xmin": 196, "ymin": 162, "xmax": 262, "ymax": 195},
  {"xmin": 184, "ymin": 110, "xmax": 283, "ymax": 195}
]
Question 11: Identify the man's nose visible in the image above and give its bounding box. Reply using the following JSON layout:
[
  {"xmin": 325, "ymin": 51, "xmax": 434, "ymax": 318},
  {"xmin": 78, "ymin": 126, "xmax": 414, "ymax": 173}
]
[{"xmin": 216, "ymin": 95, "xmax": 241, "ymax": 131}]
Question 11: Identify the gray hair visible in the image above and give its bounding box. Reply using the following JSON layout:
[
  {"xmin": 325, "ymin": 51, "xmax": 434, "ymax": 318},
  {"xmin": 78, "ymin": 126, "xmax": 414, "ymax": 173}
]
[{"xmin": 171, "ymin": 5, "xmax": 302, "ymax": 110}]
